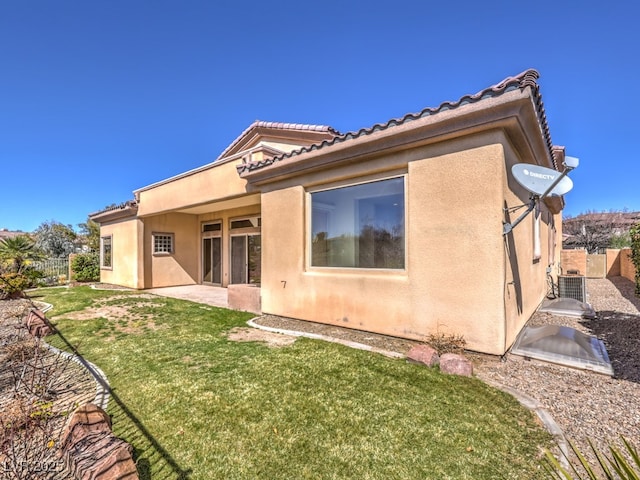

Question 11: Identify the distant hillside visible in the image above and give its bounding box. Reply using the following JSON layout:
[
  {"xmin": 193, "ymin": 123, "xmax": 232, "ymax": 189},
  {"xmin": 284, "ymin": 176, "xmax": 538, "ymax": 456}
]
[
  {"xmin": 563, "ymin": 211, "xmax": 640, "ymax": 252},
  {"xmin": 0, "ymin": 229, "xmax": 28, "ymax": 240}
]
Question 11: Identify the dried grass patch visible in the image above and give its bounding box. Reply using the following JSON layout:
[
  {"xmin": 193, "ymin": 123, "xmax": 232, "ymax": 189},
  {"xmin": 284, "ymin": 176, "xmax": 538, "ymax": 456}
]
[{"xmin": 226, "ymin": 327, "xmax": 297, "ymax": 347}]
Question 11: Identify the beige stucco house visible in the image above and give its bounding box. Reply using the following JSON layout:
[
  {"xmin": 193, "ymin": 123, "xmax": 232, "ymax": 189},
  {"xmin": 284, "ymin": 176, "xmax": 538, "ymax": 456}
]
[{"xmin": 90, "ymin": 69, "xmax": 568, "ymax": 355}]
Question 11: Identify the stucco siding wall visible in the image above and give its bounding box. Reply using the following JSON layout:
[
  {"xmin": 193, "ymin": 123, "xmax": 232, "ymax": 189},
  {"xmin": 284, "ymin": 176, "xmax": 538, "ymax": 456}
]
[
  {"xmin": 261, "ymin": 143, "xmax": 509, "ymax": 354},
  {"xmin": 408, "ymin": 146, "xmax": 506, "ymax": 354},
  {"xmin": 501, "ymin": 143, "xmax": 556, "ymax": 352},
  {"xmin": 620, "ymin": 248, "xmax": 637, "ymax": 282},
  {"xmin": 606, "ymin": 248, "xmax": 622, "ymax": 277},
  {"xmin": 99, "ymin": 218, "xmax": 143, "ymax": 289},
  {"xmin": 560, "ymin": 249, "xmax": 587, "ymax": 275},
  {"xmin": 137, "ymin": 161, "xmax": 249, "ymax": 216},
  {"xmin": 143, "ymin": 213, "xmax": 199, "ymax": 288}
]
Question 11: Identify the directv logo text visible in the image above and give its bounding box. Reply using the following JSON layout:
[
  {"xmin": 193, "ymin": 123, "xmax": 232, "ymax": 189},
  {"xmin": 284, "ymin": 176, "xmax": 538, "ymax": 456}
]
[{"xmin": 522, "ymin": 169, "xmax": 555, "ymax": 180}]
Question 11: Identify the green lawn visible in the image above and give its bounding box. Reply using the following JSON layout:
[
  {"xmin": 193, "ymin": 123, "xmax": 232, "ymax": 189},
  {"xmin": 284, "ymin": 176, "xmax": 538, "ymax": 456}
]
[{"xmin": 35, "ymin": 286, "xmax": 552, "ymax": 480}]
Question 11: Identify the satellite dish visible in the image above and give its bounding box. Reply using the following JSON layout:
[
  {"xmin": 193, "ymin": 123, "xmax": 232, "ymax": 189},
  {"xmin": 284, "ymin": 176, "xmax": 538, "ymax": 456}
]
[{"xmin": 512, "ymin": 163, "xmax": 573, "ymax": 197}]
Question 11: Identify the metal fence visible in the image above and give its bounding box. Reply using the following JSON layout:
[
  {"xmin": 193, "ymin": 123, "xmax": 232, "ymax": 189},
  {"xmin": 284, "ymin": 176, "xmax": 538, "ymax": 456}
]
[{"xmin": 32, "ymin": 258, "xmax": 69, "ymax": 283}]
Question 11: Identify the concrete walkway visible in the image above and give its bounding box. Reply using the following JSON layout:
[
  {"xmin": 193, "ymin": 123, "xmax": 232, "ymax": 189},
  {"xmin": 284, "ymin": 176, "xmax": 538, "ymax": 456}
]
[{"xmin": 144, "ymin": 285, "xmax": 228, "ymax": 308}]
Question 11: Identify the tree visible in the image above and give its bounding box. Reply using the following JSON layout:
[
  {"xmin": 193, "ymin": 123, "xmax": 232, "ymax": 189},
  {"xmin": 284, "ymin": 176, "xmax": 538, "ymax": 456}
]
[
  {"xmin": 563, "ymin": 211, "xmax": 640, "ymax": 253},
  {"xmin": 33, "ymin": 221, "xmax": 77, "ymax": 258},
  {"xmin": 78, "ymin": 218, "xmax": 100, "ymax": 252}
]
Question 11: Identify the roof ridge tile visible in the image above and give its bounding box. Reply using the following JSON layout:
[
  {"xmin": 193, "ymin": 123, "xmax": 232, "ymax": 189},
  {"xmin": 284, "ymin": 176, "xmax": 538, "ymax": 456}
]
[{"xmin": 217, "ymin": 120, "xmax": 339, "ymax": 161}]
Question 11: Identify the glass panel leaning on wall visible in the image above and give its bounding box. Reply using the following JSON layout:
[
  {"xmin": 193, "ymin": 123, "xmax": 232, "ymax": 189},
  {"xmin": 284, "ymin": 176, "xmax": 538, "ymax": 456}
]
[{"xmin": 311, "ymin": 177, "xmax": 405, "ymax": 269}]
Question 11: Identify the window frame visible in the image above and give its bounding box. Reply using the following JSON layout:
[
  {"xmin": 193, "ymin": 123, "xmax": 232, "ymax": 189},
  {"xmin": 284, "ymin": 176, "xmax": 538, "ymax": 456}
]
[
  {"xmin": 152, "ymin": 232, "xmax": 175, "ymax": 256},
  {"xmin": 100, "ymin": 235, "xmax": 113, "ymax": 270},
  {"xmin": 533, "ymin": 204, "xmax": 541, "ymax": 262},
  {"xmin": 307, "ymin": 175, "xmax": 407, "ymax": 271},
  {"xmin": 229, "ymin": 216, "xmax": 261, "ymax": 233},
  {"xmin": 202, "ymin": 221, "xmax": 222, "ymax": 234}
]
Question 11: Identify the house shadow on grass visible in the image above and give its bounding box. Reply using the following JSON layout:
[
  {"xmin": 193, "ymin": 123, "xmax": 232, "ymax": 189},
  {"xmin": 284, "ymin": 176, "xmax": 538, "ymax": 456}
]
[{"xmin": 52, "ymin": 328, "xmax": 192, "ymax": 480}]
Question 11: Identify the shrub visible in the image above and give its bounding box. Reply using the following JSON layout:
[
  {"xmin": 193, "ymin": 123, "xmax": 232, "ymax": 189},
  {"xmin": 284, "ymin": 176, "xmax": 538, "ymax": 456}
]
[
  {"xmin": 427, "ymin": 331, "xmax": 467, "ymax": 354},
  {"xmin": 0, "ymin": 272, "xmax": 31, "ymax": 299},
  {"xmin": 71, "ymin": 253, "xmax": 100, "ymax": 282}
]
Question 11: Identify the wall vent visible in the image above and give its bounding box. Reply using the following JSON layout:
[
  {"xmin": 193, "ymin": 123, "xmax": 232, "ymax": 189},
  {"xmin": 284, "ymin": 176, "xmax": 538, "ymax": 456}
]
[{"xmin": 558, "ymin": 275, "xmax": 587, "ymax": 303}]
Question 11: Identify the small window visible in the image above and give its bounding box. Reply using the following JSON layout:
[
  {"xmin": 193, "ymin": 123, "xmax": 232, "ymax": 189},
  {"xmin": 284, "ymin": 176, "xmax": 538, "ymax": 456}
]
[
  {"xmin": 203, "ymin": 222, "xmax": 221, "ymax": 232},
  {"xmin": 310, "ymin": 177, "xmax": 405, "ymax": 269},
  {"xmin": 533, "ymin": 204, "xmax": 541, "ymax": 262},
  {"xmin": 230, "ymin": 217, "xmax": 261, "ymax": 230},
  {"xmin": 100, "ymin": 236, "xmax": 112, "ymax": 269},
  {"xmin": 153, "ymin": 233, "xmax": 174, "ymax": 255}
]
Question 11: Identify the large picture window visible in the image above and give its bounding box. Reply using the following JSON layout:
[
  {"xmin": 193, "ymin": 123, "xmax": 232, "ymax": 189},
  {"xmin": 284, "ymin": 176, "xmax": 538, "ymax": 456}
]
[
  {"xmin": 100, "ymin": 235, "xmax": 112, "ymax": 269},
  {"xmin": 311, "ymin": 177, "xmax": 405, "ymax": 269}
]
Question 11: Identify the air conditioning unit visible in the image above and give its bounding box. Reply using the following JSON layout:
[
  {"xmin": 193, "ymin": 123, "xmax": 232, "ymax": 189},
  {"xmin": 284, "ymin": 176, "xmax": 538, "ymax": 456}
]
[{"xmin": 558, "ymin": 275, "xmax": 587, "ymax": 303}]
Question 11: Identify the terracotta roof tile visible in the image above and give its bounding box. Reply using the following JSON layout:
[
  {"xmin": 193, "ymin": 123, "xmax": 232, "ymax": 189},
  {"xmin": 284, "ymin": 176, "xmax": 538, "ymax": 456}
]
[
  {"xmin": 89, "ymin": 200, "xmax": 138, "ymax": 219},
  {"xmin": 216, "ymin": 120, "xmax": 339, "ymax": 161},
  {"xmin": 237, "ymin": 69, "xmax": 557, "ymax": 174}
]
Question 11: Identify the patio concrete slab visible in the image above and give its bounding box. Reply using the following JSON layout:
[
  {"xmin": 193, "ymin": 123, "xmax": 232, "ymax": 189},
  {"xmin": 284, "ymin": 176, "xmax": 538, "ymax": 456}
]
[{"xmin": 144, "ymin": 285, "xmax": 228, "ymax": 308}]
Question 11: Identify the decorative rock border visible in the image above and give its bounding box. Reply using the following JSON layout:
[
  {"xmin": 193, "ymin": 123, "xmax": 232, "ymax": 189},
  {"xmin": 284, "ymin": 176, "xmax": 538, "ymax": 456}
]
[
  {"xmin": 20, "ymin": 305, "xmax": 138, "ymax": 478},
  {"xmin": 60, "ymin": 403, "xmax": 138, "ymax": 480},
  {"xmin": 28, "ymin": 302, "xmax": 111, "ymax": 410}
]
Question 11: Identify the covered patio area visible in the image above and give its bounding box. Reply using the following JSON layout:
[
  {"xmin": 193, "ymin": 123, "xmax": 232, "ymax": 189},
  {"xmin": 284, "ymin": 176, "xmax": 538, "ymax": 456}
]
[
  {"xmin": 144, "ymin": 284, "xmax": 261, "ymax": 314},
  {"xmin": 144, "ymin": 285, "xmax": 228, "ymax": 309}
]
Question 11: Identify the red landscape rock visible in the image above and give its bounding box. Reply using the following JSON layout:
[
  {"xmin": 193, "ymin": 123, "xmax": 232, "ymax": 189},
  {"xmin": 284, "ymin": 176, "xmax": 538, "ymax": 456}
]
[
  {"xmin": 60, "ymin": 403, "xmax": 112, "ymax": 451},
  {"xmin": 59, "ymin": 403, "xmax": 139, "ymax": 480},
  {"xmin": 24, "ymin": 309, "xmax": 54, "ymax": 337},
  {"xmin": 439, "ymin": 353, "xmax": 473, "ymax": 376},
  {"xmin": 407, "ymin": 344, "xmax": 440, "ymax": 367}
]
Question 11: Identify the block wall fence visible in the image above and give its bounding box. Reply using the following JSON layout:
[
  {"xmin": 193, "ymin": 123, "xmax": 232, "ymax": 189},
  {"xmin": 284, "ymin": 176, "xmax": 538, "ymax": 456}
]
[{"xmin": 560, "ymin": 248, "xmax": 635, "ymax": 282}]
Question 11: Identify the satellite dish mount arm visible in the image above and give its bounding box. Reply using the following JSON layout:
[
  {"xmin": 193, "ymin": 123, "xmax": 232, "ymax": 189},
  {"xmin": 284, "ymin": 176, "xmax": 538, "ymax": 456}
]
[{"xmin": 503, "ymin": 196, "xmax": 538, "ymax": 235}]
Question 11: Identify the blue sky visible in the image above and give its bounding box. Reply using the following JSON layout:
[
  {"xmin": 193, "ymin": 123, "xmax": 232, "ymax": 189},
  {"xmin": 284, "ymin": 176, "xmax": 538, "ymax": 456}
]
[{"xmin": 1, "ymin": 1, "xmax": 638, "ymax": 232}]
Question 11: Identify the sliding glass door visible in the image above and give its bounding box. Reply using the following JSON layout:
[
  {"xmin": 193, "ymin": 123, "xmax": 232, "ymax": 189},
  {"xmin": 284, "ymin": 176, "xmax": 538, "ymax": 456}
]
[
  {"xmin": 202, "ymin": 237, "xmax": 222, "ymax": 285},
  {"xmin": 231, "ymin": 234, "xmax": 261, "ymax": 285}
]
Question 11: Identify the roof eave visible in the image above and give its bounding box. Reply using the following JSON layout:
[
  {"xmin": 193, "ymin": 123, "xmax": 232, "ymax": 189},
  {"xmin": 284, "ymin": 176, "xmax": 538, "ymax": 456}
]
[{"xmin": 89, "ymin": 204, "xmax": 139, "ymax": 224}]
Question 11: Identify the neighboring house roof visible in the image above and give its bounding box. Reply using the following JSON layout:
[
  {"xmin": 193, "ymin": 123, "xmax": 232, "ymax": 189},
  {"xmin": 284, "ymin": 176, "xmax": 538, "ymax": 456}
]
[
  {"xmin": 237, "ymin": 69, "xmax": 556, "ymax": 175},
  {"xmin": 564, "ymin": 211, "xmax": 640, "ymax": 225},
  {"xmin": 89, "ymin": 200, "xmax": 139, "ymax": 223},
  {"xmin": 0, "ymin": 229, "xmax": 26, "ymax": 240},
  {"xmin": 216, "ymin": 120, "xmax": 340, "ymax": 161}
]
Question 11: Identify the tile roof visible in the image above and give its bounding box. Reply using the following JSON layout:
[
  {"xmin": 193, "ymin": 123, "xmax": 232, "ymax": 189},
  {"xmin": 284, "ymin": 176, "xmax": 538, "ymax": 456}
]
[
  {"xmin": 237, "ymin": 69, "xmax": 556, "ymax": 174},
  {"xmin": 89, "ymin": 200, "xmax": 139, "ymax": 220},
  {"xmin": 216, "ymin": 120, "xmax": 340, "ymax": 161}
]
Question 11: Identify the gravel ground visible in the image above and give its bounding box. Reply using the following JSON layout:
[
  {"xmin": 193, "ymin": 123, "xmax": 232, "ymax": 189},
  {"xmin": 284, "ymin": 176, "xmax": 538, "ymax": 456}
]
[
  {"xmin": 0, "ymin": 299, "xmax": 96, "ymax": 480},
  {"xmin": 473, "ymin": 277, "xmax": 640, "ymax": 461},
  {"xmin": 256, "ymin": 276, "xmax": 640, "ymax": 469}
]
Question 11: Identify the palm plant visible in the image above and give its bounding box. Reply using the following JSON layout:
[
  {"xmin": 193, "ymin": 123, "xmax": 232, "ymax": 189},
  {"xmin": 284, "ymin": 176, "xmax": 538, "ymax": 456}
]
[
  {"xmin": 546, "ymin": 437, "xmax": 640, "ymax": 480},
  {"xmin": 0, "ymin": 235, "xmax": 42, "ymax": 273}
]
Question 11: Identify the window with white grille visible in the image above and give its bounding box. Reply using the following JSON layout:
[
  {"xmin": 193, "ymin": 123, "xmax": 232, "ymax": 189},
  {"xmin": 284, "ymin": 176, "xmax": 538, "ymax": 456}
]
[{"xmin": 153, "ymin": 233, "xmax": 174, "ymax": 255}]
